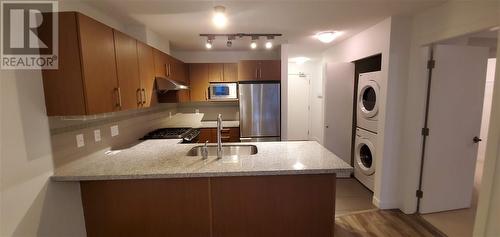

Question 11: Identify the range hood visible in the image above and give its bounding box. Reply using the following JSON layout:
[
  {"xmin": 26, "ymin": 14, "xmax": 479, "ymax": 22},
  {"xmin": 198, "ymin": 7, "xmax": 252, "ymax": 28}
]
[{"xmin": 155, "ymin": 76, "xmax": 189, "ymax": 93}]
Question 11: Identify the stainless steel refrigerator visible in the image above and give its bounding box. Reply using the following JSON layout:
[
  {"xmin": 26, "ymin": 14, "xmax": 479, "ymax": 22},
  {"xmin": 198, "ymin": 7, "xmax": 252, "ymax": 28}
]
[{"xmin": 239, "ymin": 83, "xmax": 281, "ymax": 142}]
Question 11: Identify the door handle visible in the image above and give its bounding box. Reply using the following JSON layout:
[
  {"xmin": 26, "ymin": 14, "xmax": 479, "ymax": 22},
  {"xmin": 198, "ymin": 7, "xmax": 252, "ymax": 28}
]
[{"xmin": 473, "ymin": 136, "xmax": 482, "ymax": 143}]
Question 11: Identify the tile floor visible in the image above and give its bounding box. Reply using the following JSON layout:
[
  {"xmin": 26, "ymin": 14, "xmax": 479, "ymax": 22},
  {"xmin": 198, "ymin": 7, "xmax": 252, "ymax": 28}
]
[
  {"xmin": 336, "ymin": 178, "xmax": 377, "ymax": 216},
  {"xmin": 421, "ymin": 159, "xmax": 484, "ymax": 237}
]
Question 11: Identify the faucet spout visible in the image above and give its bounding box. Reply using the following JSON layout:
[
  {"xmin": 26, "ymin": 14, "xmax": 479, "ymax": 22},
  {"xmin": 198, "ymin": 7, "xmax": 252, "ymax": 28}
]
[{"xmin": 217, "ymin": 114, "xmax": 223, "ymax": 159}]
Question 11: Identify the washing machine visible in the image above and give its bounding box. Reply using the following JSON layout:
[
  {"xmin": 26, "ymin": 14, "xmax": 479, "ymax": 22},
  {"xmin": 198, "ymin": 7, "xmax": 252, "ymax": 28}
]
[
  {"xmin": 354, "ymin": 127, "xmax": 377, "ymax": 191},
  {"xmin": 357, "ymin": 71, "xmax": 381, "ymax": 133}
]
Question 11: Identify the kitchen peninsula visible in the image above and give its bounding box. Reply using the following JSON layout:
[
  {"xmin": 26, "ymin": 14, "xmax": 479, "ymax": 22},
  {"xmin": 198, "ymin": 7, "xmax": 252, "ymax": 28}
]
[{"xmin": 53, "ymin": 140, "xmax": 351, "ymax": 237}]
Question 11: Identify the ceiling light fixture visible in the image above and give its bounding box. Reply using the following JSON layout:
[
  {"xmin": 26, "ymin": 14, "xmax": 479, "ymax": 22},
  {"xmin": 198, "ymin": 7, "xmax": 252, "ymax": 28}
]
[
  {"xmin": 205, "ymin": 39, "xmax": 213, "ymax": 49},
  {"xmin": 250, "ymin": 36, "xmax": 259, "ymax": 49},
  {"xmin": 315, "ymin": 31, "xmax": 341, "ymax": 43},
  {"xmin": 227, "ymin": 35, "xmax": 235, "ymax": 48},
  {"xmin": 265, "ymin": 36, "xmax": 274, "ymax": 49},
  {"xmin": 212, "ymin": 6, "xmax": 227, "ymax": 29}
]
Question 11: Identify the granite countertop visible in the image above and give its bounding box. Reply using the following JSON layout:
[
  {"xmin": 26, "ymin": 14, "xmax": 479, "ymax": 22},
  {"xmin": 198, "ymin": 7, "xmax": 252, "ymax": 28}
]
[
  {"xmin": 200, "ymin": 120, "xmax": 239, "ymax": 128},
  {"xmin": 52, "ymin": 140, "xmax": 353, "ymax": 181}
]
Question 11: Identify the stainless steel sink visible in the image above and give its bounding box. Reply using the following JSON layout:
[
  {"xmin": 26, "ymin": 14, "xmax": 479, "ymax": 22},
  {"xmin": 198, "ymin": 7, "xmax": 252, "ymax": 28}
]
[{"xmin": 187, "ymin": 145, "xmax": 258, "ymax": 156}]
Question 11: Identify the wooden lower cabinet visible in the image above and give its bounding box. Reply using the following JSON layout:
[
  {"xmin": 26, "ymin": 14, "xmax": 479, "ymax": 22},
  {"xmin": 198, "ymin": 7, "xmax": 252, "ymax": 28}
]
[
  {"xmin": 198, "ymin": 127, "xmax": 240, "ymax": 143},
  {"xmin": 80, "ymin": 174, "xmax": 336, "ymax": 237}
]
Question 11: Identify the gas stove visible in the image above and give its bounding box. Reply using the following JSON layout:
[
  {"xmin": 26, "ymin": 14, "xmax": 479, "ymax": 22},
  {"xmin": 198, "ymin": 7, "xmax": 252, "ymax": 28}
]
[{"xmin": 141, "ymin": 127, "xmax": 200, "ymax": 143}]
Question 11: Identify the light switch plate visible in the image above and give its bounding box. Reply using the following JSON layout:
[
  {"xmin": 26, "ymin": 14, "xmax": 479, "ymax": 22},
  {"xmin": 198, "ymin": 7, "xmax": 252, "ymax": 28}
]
[
  {"xmin": 76, "ymin": 134, "xmax": 85, "ymax": 148},
  {"xmin": 94, "ymin": 129, "xmax": 101, "ymax": 142},
  {"xmin": 110, "ymin": 125, "xmax": 119, "ymax": 137}
]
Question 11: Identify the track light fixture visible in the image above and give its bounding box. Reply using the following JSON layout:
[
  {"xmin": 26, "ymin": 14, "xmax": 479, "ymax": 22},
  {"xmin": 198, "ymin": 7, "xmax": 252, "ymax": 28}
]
[{"xmin": 199, "ymin": 33, "xmax": 282, "ymax": 50}]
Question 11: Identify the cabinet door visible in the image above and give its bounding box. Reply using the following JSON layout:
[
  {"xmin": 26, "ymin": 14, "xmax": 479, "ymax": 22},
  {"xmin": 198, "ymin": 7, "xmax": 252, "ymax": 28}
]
[
  {"xmin": 238, "ymin": 60, "xmax": 259, "ymax": 81},
  {"xmin": 41, "ymin": 12, "xmax": 87, "ymax": 116},
  {"xmin": 177, "ymin": 62, "xmax": 190, "ymax": 102},
  {"xmin": 189, "ymin": 64, "xmax": 209, "ymax": 102},
  {"xmin": 137, "ymin": 41, "xmax": 157, "ymax": 108},
  {"xmin": 113, "ymin": 30, "xmax": 141, "ymax": 110},
  {"xmin": 209, "ymin": 63, "xmax": 224, "ymax": 82},
  {"xmin": 198, "ymin": 128, "xmax": 216, "ymax": 143},
  {"xmin": 77, "ymin": 13, "xmax": 119, "ymax": 114},
  {"xmin": 153, "ymin": 49, "xmax": 168, "ymax": 77},
  {"xmin": 223, "ymin": 63, "xmax": 238, "ymax": 82},
  {"xmin": 260, "ymin": 60, "xmax": 281, "ymax": 81},
  {"xmin": 229, "ymin": 127, "xmax": 240, "ymax": 142}
]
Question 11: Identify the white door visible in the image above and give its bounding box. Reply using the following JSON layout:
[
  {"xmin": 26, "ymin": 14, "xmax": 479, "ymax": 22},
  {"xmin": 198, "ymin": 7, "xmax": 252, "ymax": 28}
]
[
  {"xmin": 420, "ymin": 45, "xmax": 489, "ymax": 214},
  {"xmin": 324, "ymin": 63, "xmax": 355, "ymax": 164},
  {"xmin": 287, "ymin": 74, "xmax": 310, "ymax": 140}
]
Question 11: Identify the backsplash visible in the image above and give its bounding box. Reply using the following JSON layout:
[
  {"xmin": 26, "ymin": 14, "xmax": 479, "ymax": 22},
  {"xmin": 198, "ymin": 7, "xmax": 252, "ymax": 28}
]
[
  {"xmin": 177, "ymin": 101, "xmax": 239, "ymax": 121},
  {"xmin": 49, "ymin": 104, "xmax": 178, "ymax": 168}
]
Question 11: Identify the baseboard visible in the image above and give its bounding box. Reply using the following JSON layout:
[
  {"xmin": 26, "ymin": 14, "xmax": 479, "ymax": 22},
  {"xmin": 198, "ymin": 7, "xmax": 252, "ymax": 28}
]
[{"xmin": 372, "ymin": 196, "xmax": 399, "ymax": 209}]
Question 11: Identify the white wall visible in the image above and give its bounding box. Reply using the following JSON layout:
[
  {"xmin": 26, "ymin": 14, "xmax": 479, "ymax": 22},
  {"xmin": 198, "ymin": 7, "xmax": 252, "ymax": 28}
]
[
  {"xmin": 320, "ymin": 16, "xmax": 412, "ymax": 209},
  {"xmin": 399, "ymin": 1, "xmax": 499, "ymax": 217},
  {"xmin": 478, "ymin": 59, "xmax": 496, "ymax": 161},
  {"xmin": 0, "ymin": 1, "xmax": 172, "ymax": 236},
  {"xmin": 171, "ymin": 50, "xmax": 280, "ymax": 63},
  {"xmin": 280, "ymin": 44, "xmax": 289, "ymax": 140}
]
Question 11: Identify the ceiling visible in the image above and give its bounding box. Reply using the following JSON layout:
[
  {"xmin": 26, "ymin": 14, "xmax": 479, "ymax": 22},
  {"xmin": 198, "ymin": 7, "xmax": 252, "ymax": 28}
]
[{"xmin": 82, "ymin": 0, "xmax": 446, "ymax": 52}]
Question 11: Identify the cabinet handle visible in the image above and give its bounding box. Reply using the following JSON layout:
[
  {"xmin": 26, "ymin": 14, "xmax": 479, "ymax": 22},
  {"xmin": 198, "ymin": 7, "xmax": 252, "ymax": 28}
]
[
  {"xmin": 136, "ymin": 88, "xmax": 142, "ymax": 106},
  {"xmin": 220, "ymin": 70, "xmax": 223, "ymax": 81},
  {"xmin": 259, "ymin": 68, "xmax": 262, "ymax": 79},
  {"xmin": 141, "ymin": 88, "xmax": 146, "ymax": 105},
  {"xmin": 255, "ymin": 68, "xmax": 258, "ymax": 79},
  {"xmin": 114, "ymin": 87, "xmax": 122, "ymax": 108},
  {"xmin": 168, "ymin": 64, "xmax": 172, "ymax": 77},
  {"xmin": 205, "ymin": 90, "xmax": 208, "ymax": 101}
]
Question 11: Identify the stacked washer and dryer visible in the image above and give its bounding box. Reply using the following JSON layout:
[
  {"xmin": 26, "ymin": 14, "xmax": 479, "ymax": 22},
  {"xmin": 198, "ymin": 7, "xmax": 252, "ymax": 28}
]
[{"xmin": 354, "ymin": 71, "xmax": 381, "ymax": 191}]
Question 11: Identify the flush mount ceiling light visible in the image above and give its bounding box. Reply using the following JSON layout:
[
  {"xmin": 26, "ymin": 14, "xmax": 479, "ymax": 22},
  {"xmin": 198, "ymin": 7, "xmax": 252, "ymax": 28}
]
[
  {"xmin": 315, "ymin": 31, "xmax": 341, "ymax": 43},
  {"xmin": 212, "ymin": 6, "xmax": 227, "ymax": 29},
  {"xmin": 290, "ymin": 57, "xmax": 310, "ymax": 64}
]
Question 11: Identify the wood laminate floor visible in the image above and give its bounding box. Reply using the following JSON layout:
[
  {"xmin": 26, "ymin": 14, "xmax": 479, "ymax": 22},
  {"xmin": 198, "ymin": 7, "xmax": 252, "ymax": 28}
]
[{"xmin": 334, "ymin": 210, "xmax": 446, "ymax": 237}]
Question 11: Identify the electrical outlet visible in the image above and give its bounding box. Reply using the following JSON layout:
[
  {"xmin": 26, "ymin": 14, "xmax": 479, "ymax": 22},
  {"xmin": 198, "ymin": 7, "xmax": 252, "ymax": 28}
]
[
  {"xmin": 76, "ymin": 134, "xmax": 85, "ymax": 148},
  {"xmin": 110, "ymin": 125, "xmax": 119, "ymax": 137},
  {"xmin": 94, "ymin": 129, "xmax": 101, "ymax": 142},
  {"xmin": 195, "ymin": 109, "xmax": 199, "ymax": 114}
]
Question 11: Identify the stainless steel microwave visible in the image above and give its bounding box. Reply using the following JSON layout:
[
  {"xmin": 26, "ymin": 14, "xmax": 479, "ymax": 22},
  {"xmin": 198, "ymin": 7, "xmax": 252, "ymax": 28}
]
[{"xmin": 209, "ymin": 83, "xmax": 238, "ymax": 101}]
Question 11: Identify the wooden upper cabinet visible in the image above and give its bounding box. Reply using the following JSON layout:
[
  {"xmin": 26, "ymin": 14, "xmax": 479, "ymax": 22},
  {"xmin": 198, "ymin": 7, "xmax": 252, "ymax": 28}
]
[
  {"xmin": 41, "ymin": 12, "xmax": 86, "ymax": 116},
  {"xmin": 260, "ymin": 60, "xmax": 281, "ymax": 81},
  {"xmin": 77, "ymin": 14, "xmax": 120, "ymax": 114},
  {"xmin": 153, "ymin": 48, "xmax": 168, "ymax": 77},
  {"xmin": 238, "ymin": 60, "xmax": 260, "ymax": 81},
  {"xmin": 209, "ymin": 63, "xmax": 224, "ymax": 82},
  {"xmin": 113, "ymin": 30, "xmax": 141, "ymax": 110},
  {"xmin": 189, "ymin": 64, "xmax": 209, "ymax": 102},
  {"xmin": 137, "ymin": 41, "xmax": 157, "ymax": 108},
  {"xmin": 238, "ymin": 60, "xmax": 280, "ymax": 81},
  {"xmin": 223, "ymin": 63, "xmax": 238, "ymax": 82}
]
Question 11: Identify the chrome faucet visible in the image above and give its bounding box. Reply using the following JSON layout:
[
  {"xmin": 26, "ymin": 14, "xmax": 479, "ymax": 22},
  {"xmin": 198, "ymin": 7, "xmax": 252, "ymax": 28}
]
[
  {"xmin": 217, "ymin": 114, "xmax": 223, "ymax": 159},
  {"xmin": 201, "ymin": 140, "xmax": 209, "ymax": 160}
]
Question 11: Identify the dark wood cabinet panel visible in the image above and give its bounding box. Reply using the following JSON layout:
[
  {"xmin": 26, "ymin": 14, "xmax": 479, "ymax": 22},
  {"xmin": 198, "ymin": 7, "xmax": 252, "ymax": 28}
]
[
  {"xmin": 198, "ymin": 128, "xmax": 216, "ymax": 143},
  {"xmin": 238, "ymin": 60, "xmax": 260, "ymax": 81},
  {"xmin": 189, "ymin": 64, "xmax": 209, "ymax": 102},
  {"xmin": 238, "ymin": 60, "xmax": 281, "ymax": 81},
  {"xmin": 77, "ymin": 13, "xmax": 119, "ymax": 114},
  {"xmin": 260, "ymin": 60, "xmax": 281, "ymax": 81},
  {"xmin": 80, "ymin": 179, "xmax": 212, "ymax": 237},
  {"xmin": 209, "ymin": 63, "xmax": 224, "ymax": 82},
  {"xmin": 211, "ymin": 175, "xmax": 336, "ymax": 237},
  {"xmin": 41, "ymin": 12, "xmax": 87, "ymax": 116},
  {"xmin": 137, "ymin": 41, "xmax": 157, "ymax": 108},
  {"xmin": 223, "ymin": 63, "xmax": 238, "ymax": 82},
  {"xmin": 113, "ymin": 30, "xmax": 141, "ymax": 110},
  {"xmin": 198, "ymin": 127, "xmax": 239, "ymax": 143}
]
